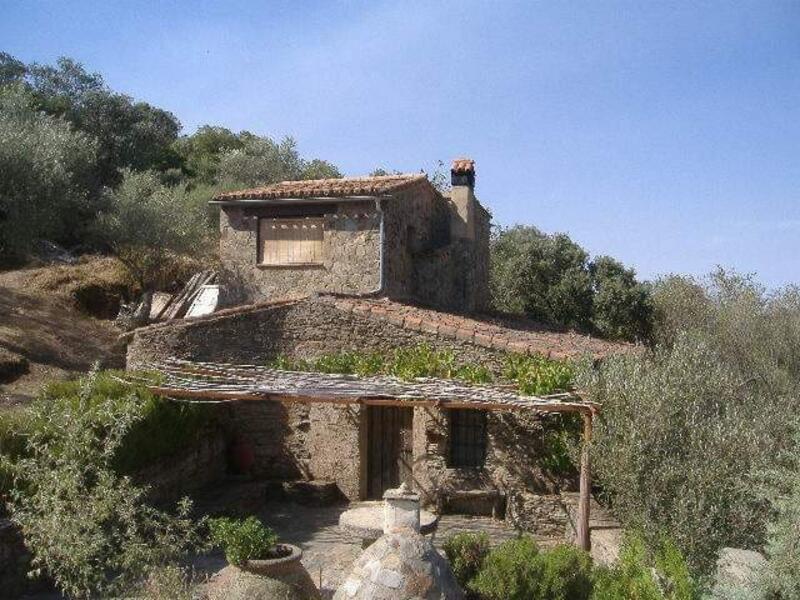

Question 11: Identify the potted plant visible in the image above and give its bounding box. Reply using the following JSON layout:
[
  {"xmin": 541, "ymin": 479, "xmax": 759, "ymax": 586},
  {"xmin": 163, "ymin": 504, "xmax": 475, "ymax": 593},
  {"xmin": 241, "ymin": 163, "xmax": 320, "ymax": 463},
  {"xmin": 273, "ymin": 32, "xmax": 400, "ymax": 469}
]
[{"xmin": 208, "ymin": 516, "xmax": 320, "ymax": 600}]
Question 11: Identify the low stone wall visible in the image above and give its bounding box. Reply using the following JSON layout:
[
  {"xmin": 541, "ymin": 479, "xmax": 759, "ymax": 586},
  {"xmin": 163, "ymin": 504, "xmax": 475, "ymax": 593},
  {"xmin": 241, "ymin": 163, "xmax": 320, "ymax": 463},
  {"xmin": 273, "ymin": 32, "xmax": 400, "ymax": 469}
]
[{"xmin": 134, "ymin": 428, "xmax": 228, "ymax": 504}]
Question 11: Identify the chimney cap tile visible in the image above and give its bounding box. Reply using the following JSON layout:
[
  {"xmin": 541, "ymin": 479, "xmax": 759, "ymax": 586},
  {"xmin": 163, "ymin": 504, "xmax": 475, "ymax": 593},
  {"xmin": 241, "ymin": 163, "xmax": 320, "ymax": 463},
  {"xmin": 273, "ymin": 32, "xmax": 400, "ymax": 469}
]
[{"xmin": 451, "ymin": 158, "xmax": 475, "ymax": 173}]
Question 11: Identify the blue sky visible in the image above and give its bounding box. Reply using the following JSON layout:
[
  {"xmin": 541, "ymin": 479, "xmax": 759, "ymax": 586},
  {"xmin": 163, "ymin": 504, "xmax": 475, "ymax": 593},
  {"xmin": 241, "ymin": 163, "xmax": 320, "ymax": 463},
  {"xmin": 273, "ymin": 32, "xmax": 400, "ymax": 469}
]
[{"xmin": 3, "ymin": 1, "xmax": 799, "ymax": 286}]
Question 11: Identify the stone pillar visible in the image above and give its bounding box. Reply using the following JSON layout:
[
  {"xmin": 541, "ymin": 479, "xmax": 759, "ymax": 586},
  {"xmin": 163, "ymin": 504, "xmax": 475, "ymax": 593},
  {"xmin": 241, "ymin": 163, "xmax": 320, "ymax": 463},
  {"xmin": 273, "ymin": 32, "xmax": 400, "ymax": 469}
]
[{"xmin": 383, "ymin": 483, "xmax": 421, "ymax": 534}]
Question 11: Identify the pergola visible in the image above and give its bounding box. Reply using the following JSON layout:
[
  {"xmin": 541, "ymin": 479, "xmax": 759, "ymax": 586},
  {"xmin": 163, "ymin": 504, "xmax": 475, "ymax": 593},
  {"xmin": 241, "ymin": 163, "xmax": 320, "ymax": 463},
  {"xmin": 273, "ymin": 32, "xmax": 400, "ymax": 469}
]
[{"xmin": 133, "ymin": 358, "xmax": 599, "ymax": 551}]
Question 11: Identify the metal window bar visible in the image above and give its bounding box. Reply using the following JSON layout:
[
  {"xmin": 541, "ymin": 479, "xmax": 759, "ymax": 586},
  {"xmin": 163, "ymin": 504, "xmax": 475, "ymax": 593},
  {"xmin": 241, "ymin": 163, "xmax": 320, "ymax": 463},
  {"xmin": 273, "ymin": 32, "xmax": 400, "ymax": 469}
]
[{"xmin": 449, "ymin": 408, "xmax": 487, "ymax": 467}]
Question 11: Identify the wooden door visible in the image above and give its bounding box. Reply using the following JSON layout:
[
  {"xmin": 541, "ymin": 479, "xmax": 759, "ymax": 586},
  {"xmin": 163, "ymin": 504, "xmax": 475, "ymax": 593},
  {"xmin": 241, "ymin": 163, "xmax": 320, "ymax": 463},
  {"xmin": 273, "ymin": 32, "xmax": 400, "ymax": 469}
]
[{"xmin": 366, "ymin": 406, "xmax": 413, "ymax": 499}]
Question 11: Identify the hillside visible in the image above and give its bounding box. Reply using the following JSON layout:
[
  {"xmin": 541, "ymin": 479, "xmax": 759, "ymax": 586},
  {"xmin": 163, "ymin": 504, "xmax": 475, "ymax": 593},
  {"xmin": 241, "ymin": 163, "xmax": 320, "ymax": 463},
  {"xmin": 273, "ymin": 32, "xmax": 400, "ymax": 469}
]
[{"xmin": 0, "ymin": 261, "xmax": 128, "ymax": 405}]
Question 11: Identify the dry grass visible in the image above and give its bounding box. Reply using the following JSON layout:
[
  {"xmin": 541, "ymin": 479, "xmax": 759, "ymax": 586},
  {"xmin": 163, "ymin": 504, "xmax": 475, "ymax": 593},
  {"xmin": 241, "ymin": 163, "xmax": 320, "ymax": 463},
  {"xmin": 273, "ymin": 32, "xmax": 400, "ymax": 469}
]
[{"xmin": 0, "ymin": 259, "xmax": 128, "ymax": 404}]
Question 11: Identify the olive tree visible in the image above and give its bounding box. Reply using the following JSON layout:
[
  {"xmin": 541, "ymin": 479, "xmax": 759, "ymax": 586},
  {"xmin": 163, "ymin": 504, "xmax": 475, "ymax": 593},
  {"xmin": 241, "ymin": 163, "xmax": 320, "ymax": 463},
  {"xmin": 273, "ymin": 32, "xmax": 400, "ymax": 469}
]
[
  {"xmin": 97, "ymin": 170, "xmax": 209, "ymax": 291},
  {"xmin": 0, "ymin": 85, "xmax": 98, "ymax": 261}
]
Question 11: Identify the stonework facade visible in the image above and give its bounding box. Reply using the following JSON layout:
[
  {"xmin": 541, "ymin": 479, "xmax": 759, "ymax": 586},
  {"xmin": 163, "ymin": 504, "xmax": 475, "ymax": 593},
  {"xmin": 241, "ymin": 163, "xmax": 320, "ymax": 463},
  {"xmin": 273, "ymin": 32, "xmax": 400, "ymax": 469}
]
[{"xmin": 214, "ymin": 170, "xmax": 491, "ymax": 313}]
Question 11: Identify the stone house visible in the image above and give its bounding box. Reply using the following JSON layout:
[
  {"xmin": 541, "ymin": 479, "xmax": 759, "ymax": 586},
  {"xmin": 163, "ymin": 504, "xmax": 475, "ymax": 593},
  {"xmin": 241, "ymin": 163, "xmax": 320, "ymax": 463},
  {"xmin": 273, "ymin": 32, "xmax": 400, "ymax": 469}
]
[
  {"xmin": 127, "ymin": 159, "xmax": 627, "ymax": 537},
  {"xmin": 212, "ymin": 159, "xmax": 490, "ymax": 312}
]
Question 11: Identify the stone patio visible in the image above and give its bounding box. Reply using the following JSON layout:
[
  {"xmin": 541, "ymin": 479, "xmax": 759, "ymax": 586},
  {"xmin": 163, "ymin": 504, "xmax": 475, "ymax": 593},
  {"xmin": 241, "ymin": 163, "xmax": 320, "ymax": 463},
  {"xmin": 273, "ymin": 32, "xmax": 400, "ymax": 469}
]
[{"xmin": 189, "ymin": 480, "xmax": 561, "ymax": 599}]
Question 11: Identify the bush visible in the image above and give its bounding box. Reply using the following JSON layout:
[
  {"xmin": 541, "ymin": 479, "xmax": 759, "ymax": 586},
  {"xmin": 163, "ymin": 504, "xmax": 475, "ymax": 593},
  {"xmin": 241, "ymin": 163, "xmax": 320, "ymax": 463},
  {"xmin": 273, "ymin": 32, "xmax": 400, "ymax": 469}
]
[
  {"xmin": 470, "ymin": 537, "xmax": 593, "ymax": 600},
  {"xmin": 591, "ymin": 535, "xmax": 696, "ymax": 600},
  {"xmin": 537, "ymin": 544, "xmax": 594, "ymax": 600},
  {"xmin": 577, "ymin": 332, "xmax": 794, "ymax": 575},
  {"xmin": 442, "ymin": 532, "xmax": 490, "ymax": 590},
  {"xmin": 470, "ymin": 536, "xmax": 542, "ymax": 600},
  {"xmin": 3, "ymin": 369, "xmax": 207, "ymax": 598},
  {"xmin": 503, "ymin": 353, "xmax": 574, "ymax": 395},
  {"xmin": 752, "ymin": 435, "xmax": 800, "ymax": 599},
  {"xmin": 37, "ymin": 370, "xmax": 213, "ymax": 474},
  {"xmin": 209, "ymin": 516, "xmax": 279, "ymax": 566}
]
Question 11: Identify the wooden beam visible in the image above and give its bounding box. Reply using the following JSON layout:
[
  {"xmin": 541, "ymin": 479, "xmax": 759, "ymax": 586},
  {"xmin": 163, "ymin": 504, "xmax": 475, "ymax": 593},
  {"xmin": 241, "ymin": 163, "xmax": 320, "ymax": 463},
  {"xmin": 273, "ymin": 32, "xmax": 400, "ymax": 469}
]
[{"xmin": 576, "ymin": 411, "xmax": 593, "ymax": 552}]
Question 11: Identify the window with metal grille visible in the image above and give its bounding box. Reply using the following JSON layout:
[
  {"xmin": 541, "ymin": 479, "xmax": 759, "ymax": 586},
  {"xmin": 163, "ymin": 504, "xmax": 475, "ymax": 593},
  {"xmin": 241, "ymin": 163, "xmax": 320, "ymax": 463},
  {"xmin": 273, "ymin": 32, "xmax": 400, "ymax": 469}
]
[
  {"xmin": 448, "ymin": 409, "xmax": 487, "ymax": 468},
  {"xmin": 258, "ymin": 217, "xmax": 324, "ymax": 265}
]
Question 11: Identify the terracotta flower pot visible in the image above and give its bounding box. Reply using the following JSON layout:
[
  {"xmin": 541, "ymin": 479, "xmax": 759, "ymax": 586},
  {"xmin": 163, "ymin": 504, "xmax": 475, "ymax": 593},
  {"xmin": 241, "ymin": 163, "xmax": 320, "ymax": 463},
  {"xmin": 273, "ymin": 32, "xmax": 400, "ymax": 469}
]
[{"xmin": 208, "ymin": 544, "xmax": 320, "ymax": 600}]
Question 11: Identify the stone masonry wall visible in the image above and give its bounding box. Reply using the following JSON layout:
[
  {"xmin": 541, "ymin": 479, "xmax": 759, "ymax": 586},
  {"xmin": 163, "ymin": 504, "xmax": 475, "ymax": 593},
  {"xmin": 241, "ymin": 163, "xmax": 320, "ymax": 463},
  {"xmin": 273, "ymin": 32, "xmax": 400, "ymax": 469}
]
[
  {"xmin": 220, "ymin": 202, "xmax": 381, "ymax": 303},
  {"xmin": 127, "ymin": 296, "xmax": 576, "ymax": 539}
]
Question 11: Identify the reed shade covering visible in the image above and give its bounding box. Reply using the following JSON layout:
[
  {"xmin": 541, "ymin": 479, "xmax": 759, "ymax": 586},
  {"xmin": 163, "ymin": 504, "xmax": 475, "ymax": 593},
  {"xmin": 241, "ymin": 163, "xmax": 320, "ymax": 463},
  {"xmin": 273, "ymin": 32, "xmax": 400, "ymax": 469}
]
[
  {"xmin": 130, "ymin": 357, "xmax": 598, "ymax": 552},
  {"xmin": 259, "ymin": 217, "xmax": 324, "ymax": 265},
  {"xmin": 133, "ymin": 357, "xmax": 597, "ymax": 414}
]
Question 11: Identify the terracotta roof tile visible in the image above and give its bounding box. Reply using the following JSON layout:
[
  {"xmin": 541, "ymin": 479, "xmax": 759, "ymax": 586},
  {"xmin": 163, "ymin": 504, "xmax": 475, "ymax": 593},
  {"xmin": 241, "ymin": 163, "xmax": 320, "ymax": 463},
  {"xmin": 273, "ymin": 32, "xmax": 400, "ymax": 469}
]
[
  {"xmin": 324, "ymin": 296, "xmax": 631, "ymax": 360},
  {"xmin": 451, "ymin": 158, "xmax": 475, "ymax": 173},
  {"xmin": 213, "ymin": 174, "xmax": 427, "ymax": 201}
]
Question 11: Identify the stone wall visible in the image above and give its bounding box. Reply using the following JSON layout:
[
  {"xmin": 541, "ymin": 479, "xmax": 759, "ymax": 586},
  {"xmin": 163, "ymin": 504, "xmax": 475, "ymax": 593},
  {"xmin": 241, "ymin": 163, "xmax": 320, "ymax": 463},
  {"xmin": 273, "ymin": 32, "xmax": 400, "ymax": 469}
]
[
  {"xmin": 134, "ymin": 428, "xmax": 228, "ymax": 504},
  {"xmin": 220, "ymin": 202, "xmax": 381, "ymax": 303},
  {"xmin": 217, "ymin": 182, "xmax": 491, "ymax": 313}
]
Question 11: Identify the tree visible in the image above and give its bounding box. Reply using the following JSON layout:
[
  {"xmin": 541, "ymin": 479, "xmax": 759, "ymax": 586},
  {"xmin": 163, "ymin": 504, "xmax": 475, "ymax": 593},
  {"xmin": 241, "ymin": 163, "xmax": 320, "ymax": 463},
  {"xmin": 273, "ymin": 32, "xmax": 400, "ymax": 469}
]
[
  {"xmin": 2, "ymin": 54, "xmax": 181, "ymax": 188},
  {"xmin": 591, "ymin": 255, "xmax": 653, "ymax": 341},
  {"xmin": 491, "ymin": 226, "xmax": 594, "ymax": 330},
  {"xmin": 96, "ymin": 170, "xmax": 209, "ymax": 290},
  {"xmin": 490, "ymin": 225, "xmax": 653, "ymax": 340},
  {"xmin": 0, "ymin": 84, "xmax": 98, "ymax": 260},
  {"xmin": 172, "ymin": 125, "xmax": 244, "ymax": 184},
  {"xmin": 217, "ymin": 134, "xmax": 340, "ymax": 187}
]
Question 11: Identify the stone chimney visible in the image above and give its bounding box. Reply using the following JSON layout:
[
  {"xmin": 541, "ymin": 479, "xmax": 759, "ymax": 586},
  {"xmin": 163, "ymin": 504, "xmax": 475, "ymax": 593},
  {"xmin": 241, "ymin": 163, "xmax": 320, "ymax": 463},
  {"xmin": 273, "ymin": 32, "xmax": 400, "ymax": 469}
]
[
  {"xmin": 383, "ymin": 483, "xmax": 421, "ymax": 534},
  {"xmin": 449, "ymin": 158, "xmax": 476, "ymax": 240}
]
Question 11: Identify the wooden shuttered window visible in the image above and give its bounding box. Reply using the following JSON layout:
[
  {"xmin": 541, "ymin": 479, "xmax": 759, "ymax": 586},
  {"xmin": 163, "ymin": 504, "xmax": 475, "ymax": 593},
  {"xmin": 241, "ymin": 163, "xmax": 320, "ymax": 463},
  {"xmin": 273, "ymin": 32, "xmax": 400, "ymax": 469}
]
[
  {"xmin": 449, "ymin": 409, "xmax": 488, "ymax": 468},
  {"xmin": 258, "ymin": 217, "xmax": 325, "ymax": 265}
]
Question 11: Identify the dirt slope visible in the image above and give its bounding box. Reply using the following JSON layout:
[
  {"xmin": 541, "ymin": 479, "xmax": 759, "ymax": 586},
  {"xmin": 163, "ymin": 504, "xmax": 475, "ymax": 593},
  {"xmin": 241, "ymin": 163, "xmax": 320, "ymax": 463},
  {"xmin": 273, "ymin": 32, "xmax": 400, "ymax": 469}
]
[{"xmin": 0, "ymin": 266, "xmax": 126, "ymax": 406}]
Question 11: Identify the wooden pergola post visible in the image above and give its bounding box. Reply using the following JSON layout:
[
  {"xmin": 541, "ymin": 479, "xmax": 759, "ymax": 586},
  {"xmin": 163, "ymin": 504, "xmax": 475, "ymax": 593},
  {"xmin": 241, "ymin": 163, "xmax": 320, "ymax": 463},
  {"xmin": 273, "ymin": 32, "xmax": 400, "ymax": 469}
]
[{"xmin": 575, "ymin": 410, "xmax": 593, "ymax": 552}]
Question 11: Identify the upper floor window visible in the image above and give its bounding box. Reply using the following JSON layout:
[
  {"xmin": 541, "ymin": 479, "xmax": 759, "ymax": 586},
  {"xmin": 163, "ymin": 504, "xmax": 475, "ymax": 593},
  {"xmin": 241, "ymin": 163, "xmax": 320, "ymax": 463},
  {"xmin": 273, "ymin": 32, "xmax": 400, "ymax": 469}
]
[
  {"xmin": 259, "ymin": 217, "xmax": 324, "ymax": 266},
  {"xmin": 448, "ymin": 409, "xmax": 487, "ymax": 468}
]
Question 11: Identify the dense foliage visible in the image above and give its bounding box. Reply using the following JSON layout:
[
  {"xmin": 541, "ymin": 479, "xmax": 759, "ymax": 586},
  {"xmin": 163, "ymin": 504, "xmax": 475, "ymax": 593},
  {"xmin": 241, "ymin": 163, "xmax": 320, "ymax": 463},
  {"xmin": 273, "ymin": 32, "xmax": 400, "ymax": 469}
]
[
  {"xmin": 592, "ymin": 535, "xmax": 696, "ymax": 600},
  {"xmin": 97, "ymin": 170, "xmax": 211, "ymax": 289},
  {"xmin": 0, "ymin": 84, "xmax": 98, "ymax": 260},
  {"xmin": 445, "ymin": 533, "xmax": 695, "ymax": 600},
  {"xmin": 442, "ymin": 531, "xmax": 490, "ymax": 593},
  {"xmin": 491, "ymin": 225, "xmax": 653, "ymax": 341},
  {"xmin": 209, "ymin": 516, "xmax": 279, "ymax": 566},
  {"xmin": 0, "ymin": 371, "xmax": 212, "ymax": 499},
  {"xmin": 0, "ymin": 52, "xmax": 340, "ymax": 273},
  {"xmin": 1, "ymin": 369, "xmax": 207, "ymax": 598},
  {"xmin": 579, "ymin": 270, "xmax": 800, "ymax": 579},
  {"xmin": 270, "ymin": 344, "xmax": 575, "ymax": 395}
]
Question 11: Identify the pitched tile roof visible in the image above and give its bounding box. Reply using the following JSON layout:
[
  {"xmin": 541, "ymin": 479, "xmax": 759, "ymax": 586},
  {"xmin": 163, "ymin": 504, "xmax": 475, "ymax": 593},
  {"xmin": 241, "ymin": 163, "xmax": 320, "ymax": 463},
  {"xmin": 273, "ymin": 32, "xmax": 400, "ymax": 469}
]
[
  {"xmin": 213, "ymin": 173, "xmax": 428, "ymax": 201},
  {"xmin": 126, "ymin": 294, "xmax": 632, "ymax": 360},
  {"xmin": 325, "ymin": 296, "xmax": 631, "ymax": 360}
]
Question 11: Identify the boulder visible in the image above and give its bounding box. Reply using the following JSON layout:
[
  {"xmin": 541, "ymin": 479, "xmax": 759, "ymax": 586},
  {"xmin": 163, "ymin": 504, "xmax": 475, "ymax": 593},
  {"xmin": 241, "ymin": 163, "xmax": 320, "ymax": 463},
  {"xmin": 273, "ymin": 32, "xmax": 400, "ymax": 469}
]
[{"xmin": 713, "ymin": 547, "xmax": 766, "ymax": 598}]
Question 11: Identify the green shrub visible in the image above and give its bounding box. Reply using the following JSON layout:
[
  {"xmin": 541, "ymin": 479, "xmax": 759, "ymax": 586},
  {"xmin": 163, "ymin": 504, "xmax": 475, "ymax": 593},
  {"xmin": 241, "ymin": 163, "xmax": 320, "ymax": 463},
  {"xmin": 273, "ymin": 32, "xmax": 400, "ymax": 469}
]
[
  {"xmin": 591, "ymin": 535, "xmax": 696, "ymax": 600},
  {"xmin": 37, "ymin": 370, "xmax": 213, "ymax": 474},
  {"xmin": 470, "ymin": 537, "xmax": 592, "ymax": 600},
  {"xmin": 3, "ymin": 369, "xmax": 207, "ymax": 598},
  {"xmin": 442, "ymin": 532, "xmax": 490, "ymax": 589},
  {"xmin": 503, "ymin": 353, "xmax": 575, "ymax": 395},
  {"xmin": 576, "ymin": 333, "xmax": 792, "ymax": 575},
  {"xmin": 209, "ymin": 516, "xmax": 279, "ymax": 566},
  {"xmin": 538, "ymin": 544, "xmax": 594, "ymax": 600},
  {"xmin": 470, "ymin": 536, "xmax": 542, "ymax": 600}
]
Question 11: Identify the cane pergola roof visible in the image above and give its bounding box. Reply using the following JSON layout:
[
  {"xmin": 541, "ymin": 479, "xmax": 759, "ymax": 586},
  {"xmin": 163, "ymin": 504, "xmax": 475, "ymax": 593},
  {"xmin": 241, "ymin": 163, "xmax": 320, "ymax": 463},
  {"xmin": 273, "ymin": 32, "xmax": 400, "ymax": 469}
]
[{"xmin": 134, "ymin": 358, "xmax": 597, "ymax": 415}]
